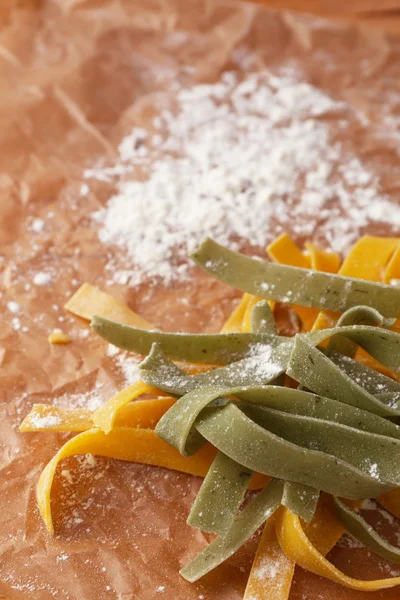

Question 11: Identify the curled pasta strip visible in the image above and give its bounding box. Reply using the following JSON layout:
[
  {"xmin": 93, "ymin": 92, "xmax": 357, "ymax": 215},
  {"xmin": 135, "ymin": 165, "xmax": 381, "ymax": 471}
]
[
  {"xmin": 275, "ymin": 507, "xmax": 400, "ymax": 591},
  {"xmin": 333, "ymin": 497, "xmax": 400, "ymax": 564},
  {"xmin": 37, "ymin": 428, "xmax": 218, "ymax": 534}
]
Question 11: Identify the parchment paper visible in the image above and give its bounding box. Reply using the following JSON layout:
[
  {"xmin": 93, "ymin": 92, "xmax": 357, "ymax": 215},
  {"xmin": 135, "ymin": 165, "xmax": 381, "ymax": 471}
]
[{"xmin": 2, "ymin": 1, "xmax": 400, "ymax": 599}]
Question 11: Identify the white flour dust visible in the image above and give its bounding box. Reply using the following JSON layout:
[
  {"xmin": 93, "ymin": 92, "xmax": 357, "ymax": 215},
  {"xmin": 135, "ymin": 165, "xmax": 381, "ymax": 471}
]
[{"xmin": 87, "ymin": 69, "xmax": 400, "ymax": 286}]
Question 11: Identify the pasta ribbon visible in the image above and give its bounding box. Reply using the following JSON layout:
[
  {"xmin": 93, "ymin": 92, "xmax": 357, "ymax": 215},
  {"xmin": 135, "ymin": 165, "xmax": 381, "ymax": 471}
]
[
  {"xmin": 192, "ymin": 238, "xmax": 400, "ymax": 317},
  {"xmin": 244, "ymin": 516, "xmax": 295, "ymax": 600},
  {"xmin": 92, "ymin": 380, "xmax": 166, "ymax": 434},
  {"xmin": 384, "ymin": 244, "xmax": 400, "ymax": 284},
  {"xmin": 305, "ymin": 241, "xmax": 341, "ymax": 274},
  {"xmin": 48, "ymin": 331, "xmax": 71, "ymax": 344},
  {"xmin": 65, "ymin": 282, "xmax": 153, "ymax": 329},
  {"xmin": 37, "ymin": 428, "xmax": 218, "ymax": 534},
  {"xmin": 333, "ymin": 497, "xmax": 400, "ymax": 564},
  {"xmin": 20, "ymin": 398, "xmax": 177, "ymax": 433},
  {"xmin": 378, "ymin": 488, "xmax": 400, "ymax": 520},
  {"xmin": 275, "ymin": 507, "xmax": 400, "ymax": 591},
  {"xmin": 220, "ymin": 293, "xmax": 251, "ymax": 333},
  {"xmin": 180, "ymin": 479, "xmax": 284, "ymax": 582},
  {"xmin": 267, "ymin": 233, "xmax": 311, "ymax": 268},
  {"xmin": 187, "ymin": 452, "xmax": 252, "ymax": 535}
]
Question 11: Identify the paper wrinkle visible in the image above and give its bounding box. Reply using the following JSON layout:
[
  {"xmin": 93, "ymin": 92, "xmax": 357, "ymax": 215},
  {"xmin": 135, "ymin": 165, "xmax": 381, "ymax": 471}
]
[{"xmin": 1, "ymin": 1, "xmax": 400, "ymax": 599}]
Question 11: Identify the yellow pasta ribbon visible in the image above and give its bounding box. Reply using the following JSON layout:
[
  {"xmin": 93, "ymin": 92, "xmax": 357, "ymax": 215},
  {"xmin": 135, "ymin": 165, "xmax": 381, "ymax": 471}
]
[
  {"xmin": 20, "ymin": 397, "xmax": 176, "ymax": 433},
  {"xmin": 301, "ymin": 494, "xmax": 353, "ymax": 555},
  {"xmin": 244, "ymin": 516, "xmax": 295, "ymax": 600},
  {"xmin": 267, "ymin": 233, "xmax": 311, "ymax": 268},
  {"xmin": 344, "ymin": 237, "xmax": 400, "ymax": 381},
  {"xmin": 92, "ymin": 367, "xmax": 217, "ymax": 435},
  {"xmin": 177, "ymin": 362, "xmax": 216, "ymax": 374},
  {"xmin": 305, "ymin": 241, "xmax": 341, "ymax": 274},
  {"xmin": 21, "ymin": 405, "xmax": 93, "ymax": 432},
  {"xmin": 65, "ymin": 283, "xmax": 153, "ymax": 329},
  {"xmin": 378, "ymin": 488, "xmax": 400, "ymax": 520},
  {"xmin": 34, "ymin": 403, "xmax": 267, "ymax": 536},
  {"xmin": 37, "ymin": 428, "xmax": 218, "ymax": 534},
  {"xmin": 245, "ymin": 495, "xmax": 360, "ymax": 600},
  {"xmin": 275, "ymin": 507, "xmax": 400, "ymax": 591},
  {"xmin": 384, "ymin": 244, "xmax": 400, "ymax": 284},
  {"xmin": 220, "ymin": 293, "xmax": 250, "ymax": 333},
  {"xmin": 92, "ymin": 380, "xmax": 167, "ymax": 434}
]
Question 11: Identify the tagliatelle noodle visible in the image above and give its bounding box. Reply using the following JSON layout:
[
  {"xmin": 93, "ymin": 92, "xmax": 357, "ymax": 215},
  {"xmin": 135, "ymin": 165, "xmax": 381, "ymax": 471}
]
[
  {"xmin": 220, "ymin": 293, "xmax": 251, "ymax": 333},
  {"xmin": 275, "ymin": 507, "xmax": 400, "ymax": 591},
  {"xmin": 92, "ymin": 380, "xmax": 168, "ymax": 434},
  {"xmin": 65, "ymin": 282, "xmax": 154, "ymax": 328},
  {"xmin": 243, "ymin": 515, "xmax": 295, "ymax": 600},
  {"xmin": 191, "ymin": 239, "xmax": 400, "ymax": 318},
  {"xmin": 20, "ymin": 397, "xmax": 177, "ymax": 433},
  {"xmin": 187, "ymin": 452, "xmax": 252, "ymax": 535},
  {"xmin": 267, "ymin": 233, "xmax": 311, "ymax": 269},
  {"xmin": 37, "ymin": 428, "xmax": 219, "ymax": 534},
  {"xmin": 180, "ymin": 479, "xmax": 284, "ymax": 583},
  {"xmin": 242, "ymin": 294, "xmax": 270, "ymax": 333},
  {"xmin": 333, "ymin": 497, "xmax": 400, "ymax": 564},
  {"xmin": 378, "ymin": 488, "xmax": 400, "ymax": 519},
  {"xmin": 305, "ymin": 241, "xmax": 341, "ymax": 274}
]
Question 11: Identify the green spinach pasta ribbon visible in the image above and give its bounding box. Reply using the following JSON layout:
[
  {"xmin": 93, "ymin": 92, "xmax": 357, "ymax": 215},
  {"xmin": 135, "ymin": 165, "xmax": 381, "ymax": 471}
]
[
  {"xmin": 333, "ymin": 498, "xmax": 400, "ymax": 564},
  {"xmin": 191, "ymin": 238, "xmax": 400, "ymax": 318},
  {"xmin": 180, "ymin": 478, "xmax": 284, "ymax": 582}
]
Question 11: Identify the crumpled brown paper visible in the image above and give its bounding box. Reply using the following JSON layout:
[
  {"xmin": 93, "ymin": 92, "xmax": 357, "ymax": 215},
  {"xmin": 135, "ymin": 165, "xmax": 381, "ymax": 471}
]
[{"xmin": 2, "ymin": 1, "xmax": 400, "ymax": 599}]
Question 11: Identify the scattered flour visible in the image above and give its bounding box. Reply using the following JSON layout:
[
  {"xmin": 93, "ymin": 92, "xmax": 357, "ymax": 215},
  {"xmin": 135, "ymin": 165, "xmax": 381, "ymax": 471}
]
[
  {"xmin": 31, "ymin": 218, "xmax": 45, "ymax": 233},
  {"xmin": 33, "ymin": 272, "xmax": 52, "ymax": 286},
  {"xmin": 118, "ymin": 355, "xmax": 141, "ymax": 385},
  {"xmin": 369, "ymin": 463, "xmax": 380, "ymax": 480},
  {"xmin": 7, "ymin": 301, "xmax": 20, "ymax": 313},
  {"xmin": 88, "ymin": 69, "xmax": 400, "ymax": 286},
  {"xmin": 53, "ymin": 389, "xmax": 104, "ymax": 411},
  {"xmin": 11, "ymin": 317, "xmax": 21, "ymax": 330},
  {"xmin": 107, "ymin": 344, "xmax": 141, "ymax": 384},
  {"xmin": 254, "ymin": 560, "xmax": 280, "ymax": 580},
  {"xmin": 56, "ymin": 553, "xmax": 70, "ymax": 562},
  {"xmin": 28, "ymin": 414, "xmax": 62, "ymax": 429}
]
